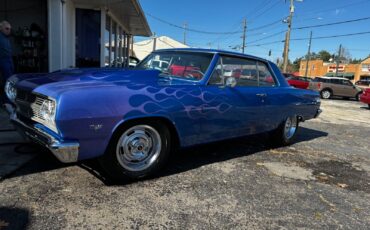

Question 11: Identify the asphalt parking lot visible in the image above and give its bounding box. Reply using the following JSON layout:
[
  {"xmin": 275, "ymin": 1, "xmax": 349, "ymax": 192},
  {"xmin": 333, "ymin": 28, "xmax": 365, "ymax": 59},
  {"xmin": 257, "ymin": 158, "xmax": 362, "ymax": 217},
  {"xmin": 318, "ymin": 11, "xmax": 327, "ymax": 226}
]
[{"xmin": 0, "ymin": 99, "xmax": 369, "ymax": 229}]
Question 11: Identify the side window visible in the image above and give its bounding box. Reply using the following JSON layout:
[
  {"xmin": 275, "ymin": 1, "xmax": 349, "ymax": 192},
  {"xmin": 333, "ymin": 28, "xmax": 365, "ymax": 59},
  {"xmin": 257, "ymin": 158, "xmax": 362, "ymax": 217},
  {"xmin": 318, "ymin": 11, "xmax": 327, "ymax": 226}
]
[
  {"xmin": 257, "ymin": 61, "xmax": 276, "ymax": 87},
  {"xmin": 343, "ymin": 80, "xmax": 352, "ymax": 86},
  {"xmin": 208, "ymin": 56, "xmax": 258, "ymax": 87},
  {"xmin": 208, "ymin": 56, "xmax": 276, "ymax": 87},
  {"xmin": 331, "ymin": 79, "xmax": 340, "ymax": 84}
]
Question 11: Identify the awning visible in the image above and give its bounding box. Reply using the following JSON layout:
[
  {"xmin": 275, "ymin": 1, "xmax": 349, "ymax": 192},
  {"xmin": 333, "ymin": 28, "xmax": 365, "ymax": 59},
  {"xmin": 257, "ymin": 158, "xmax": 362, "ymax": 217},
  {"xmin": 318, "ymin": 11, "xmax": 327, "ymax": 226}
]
[
  {"xmin": 73, "ymin": 0, "xmax": 151, "ymax": 36},
  {"xmin": 325, "ymin": 72, "xmax": 355, "ymax": 77}
]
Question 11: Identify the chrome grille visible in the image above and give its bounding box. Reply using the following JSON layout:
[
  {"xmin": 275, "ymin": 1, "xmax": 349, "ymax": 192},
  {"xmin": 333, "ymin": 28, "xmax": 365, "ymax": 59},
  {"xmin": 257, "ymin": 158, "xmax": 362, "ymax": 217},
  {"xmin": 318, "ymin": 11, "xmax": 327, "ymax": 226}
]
[
  {"xmin": 15, "ymin": 90, "xmax": 47, "ymax": 122},
  {"xmin": 30, "ymin": 97, "xmax": 46, "ymax": 122}
]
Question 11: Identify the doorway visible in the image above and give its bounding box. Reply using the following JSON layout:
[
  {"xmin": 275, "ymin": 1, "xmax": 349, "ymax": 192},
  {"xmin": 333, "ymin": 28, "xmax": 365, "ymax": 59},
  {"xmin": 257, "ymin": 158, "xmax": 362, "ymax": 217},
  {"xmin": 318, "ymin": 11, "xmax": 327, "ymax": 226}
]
[{"xmin": 75, "ymin": 8, "xmax": 101, "ymax": 67}]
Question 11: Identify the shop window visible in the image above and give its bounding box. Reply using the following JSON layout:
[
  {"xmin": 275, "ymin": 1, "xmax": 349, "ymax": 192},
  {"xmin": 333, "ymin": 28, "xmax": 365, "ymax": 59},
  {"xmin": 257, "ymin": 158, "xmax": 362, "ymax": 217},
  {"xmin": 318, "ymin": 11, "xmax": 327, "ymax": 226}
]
[
  {"xmin": 362, "ymin": 64, "xmax": 370, "ymax": 72},
  {"xmin": 3, "ymin": 0, "xmax": 49, "ymax": 73},
  {"xmin": 103, "ymin": 15, "xmax": 129, "ymax": 68}
]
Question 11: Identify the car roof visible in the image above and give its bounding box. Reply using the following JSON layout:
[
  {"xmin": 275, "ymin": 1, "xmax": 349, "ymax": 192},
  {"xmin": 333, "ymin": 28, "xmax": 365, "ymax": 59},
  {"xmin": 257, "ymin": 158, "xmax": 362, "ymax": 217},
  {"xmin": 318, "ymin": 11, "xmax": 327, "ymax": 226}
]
[
  {"xmin": 316, "ymin": 76, "xmax": 349, "ymax": 80},
  {"xmin": 152, "ymin": 48, "xmax": 270, "ymax": 63}
]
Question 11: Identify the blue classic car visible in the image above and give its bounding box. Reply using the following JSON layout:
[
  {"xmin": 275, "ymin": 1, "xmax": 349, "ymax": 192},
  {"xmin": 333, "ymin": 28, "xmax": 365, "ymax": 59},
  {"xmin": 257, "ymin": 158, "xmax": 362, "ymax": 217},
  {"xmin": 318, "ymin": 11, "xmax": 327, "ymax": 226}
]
[{"xmin": 5, "ymin": 48, "xmax": 321, "ymax": 180}]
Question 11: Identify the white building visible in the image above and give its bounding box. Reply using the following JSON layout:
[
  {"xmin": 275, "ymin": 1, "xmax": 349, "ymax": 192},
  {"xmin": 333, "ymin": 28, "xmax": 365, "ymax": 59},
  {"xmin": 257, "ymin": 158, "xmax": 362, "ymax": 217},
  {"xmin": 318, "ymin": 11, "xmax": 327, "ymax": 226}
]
[
  {"xmin": 133, "ymin": 36, "xmax": 188, "ymax": 60},
  {"xmin": 0, "ymin": 0, "xmax": 151, "ymax": 73}
]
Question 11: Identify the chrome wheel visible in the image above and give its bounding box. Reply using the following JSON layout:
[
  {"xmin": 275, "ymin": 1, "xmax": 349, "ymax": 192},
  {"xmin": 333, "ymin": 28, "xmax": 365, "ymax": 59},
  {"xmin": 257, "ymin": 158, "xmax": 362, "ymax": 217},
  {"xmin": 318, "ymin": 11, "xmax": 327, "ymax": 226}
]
[
  {"xmin": 284, "ymin": 117, "xmax": 297, "ymax": 140},
  {"xmin": 321, "ymin": 90, "xmax": 331, "ymax": 99},
  {"xmin": 116, "ymin": 125, "xmax": 162, "ymax": 172}
]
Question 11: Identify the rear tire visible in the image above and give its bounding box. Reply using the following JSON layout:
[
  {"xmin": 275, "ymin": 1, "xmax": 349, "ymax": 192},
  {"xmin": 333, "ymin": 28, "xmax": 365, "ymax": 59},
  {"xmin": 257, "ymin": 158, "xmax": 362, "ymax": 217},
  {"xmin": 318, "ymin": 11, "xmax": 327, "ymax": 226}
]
[
  {"xmin": 99, "ymin": 121, "xmax": 171, "ymax": 181},
  {"xmin": 270, "ymin": 116, "xmax": 299, "ymax": 146},
  {"xmin": 320, "ymin": 89, "xmax": 331, "ymax": 99}
]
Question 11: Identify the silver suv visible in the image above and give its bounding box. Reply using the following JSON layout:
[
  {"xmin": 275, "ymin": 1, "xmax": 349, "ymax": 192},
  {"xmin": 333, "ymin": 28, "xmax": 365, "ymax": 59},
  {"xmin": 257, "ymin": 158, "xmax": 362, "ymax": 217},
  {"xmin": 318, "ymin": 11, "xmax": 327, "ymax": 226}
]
[{"xmin": 309, "ymin": 77, "xmax": 363, "ymax": 100}]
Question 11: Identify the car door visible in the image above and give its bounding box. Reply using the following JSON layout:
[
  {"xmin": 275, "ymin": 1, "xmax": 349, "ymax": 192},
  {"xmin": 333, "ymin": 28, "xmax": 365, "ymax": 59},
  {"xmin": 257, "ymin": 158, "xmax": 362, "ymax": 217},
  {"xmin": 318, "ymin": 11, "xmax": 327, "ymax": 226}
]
[
  {"xmin": 199, "ymin": 56, "xmax": 267, "ymax": 142},
  {"xmin": 341, "ymin": 79, "xmax": 357, "ymax": 97},
  {"xmin": 328, "ymin": 79, "xmax": 342, "ymax": 96}
]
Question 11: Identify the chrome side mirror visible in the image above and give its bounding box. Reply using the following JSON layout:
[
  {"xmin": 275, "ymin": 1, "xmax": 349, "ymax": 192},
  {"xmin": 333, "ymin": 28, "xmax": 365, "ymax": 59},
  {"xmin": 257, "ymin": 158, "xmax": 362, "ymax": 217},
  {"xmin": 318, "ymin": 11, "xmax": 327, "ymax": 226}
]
[{"xmin": 225, "ymin": 77, "xmax": 237, "ymax": 88}]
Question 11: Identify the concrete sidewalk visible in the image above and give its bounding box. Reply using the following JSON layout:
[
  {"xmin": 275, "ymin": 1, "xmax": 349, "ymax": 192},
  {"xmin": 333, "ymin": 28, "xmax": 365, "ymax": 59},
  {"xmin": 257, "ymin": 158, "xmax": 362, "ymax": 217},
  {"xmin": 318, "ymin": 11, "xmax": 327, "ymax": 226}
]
[{"xmin": 0, "ymin": 108, "xmax": 36, "ymax": 180}]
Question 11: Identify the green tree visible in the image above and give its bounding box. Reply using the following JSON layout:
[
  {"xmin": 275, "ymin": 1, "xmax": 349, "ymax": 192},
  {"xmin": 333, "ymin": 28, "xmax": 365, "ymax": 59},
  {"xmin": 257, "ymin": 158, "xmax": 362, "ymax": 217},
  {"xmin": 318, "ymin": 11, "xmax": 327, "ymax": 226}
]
[
  {"xmin": 317, "ymin": 50, "xmax": 331, "ymax": 62},
  {"xmin": 350, "ymin": 58, "xmax": 362, "ymax": 64}
]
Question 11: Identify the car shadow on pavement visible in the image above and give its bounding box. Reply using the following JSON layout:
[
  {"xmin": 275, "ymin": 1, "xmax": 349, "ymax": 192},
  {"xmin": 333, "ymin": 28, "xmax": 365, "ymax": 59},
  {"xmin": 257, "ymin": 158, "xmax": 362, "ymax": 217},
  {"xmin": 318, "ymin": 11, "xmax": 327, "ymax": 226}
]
[
  {"xmin": 80, "ymin": 126, "xmax": 328, "ymax": 186},
  {"xmin": 3, "ymin": 147, "xmax": 72, "ymax": 181},
  {"xmin": 3, "ymin": 127, "xmax": 327, "ymax": 185},
  {"xmin": 0, "ymin": 207, "xmax": 30, "ymax": 230}
]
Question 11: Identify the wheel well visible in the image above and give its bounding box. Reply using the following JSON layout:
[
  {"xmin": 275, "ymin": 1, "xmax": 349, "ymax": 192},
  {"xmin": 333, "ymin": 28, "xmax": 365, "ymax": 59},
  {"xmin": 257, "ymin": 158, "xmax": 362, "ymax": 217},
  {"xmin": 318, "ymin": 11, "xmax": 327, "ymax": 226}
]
[
  {"xmin": 320, "ymin": 88, "xmax": 332, "ymax": 93},
  {"xmin": 110, "ymin": 117, "xmax": 180, "ymax": 150}
]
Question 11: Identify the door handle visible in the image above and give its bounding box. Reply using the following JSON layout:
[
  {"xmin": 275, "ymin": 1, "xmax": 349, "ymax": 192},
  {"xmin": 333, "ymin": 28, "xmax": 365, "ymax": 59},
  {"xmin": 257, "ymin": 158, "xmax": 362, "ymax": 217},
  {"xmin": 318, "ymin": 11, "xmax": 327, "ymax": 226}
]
[{"xmin": 256, "ymin": 93, "xmax": 267, "ymax": 97}]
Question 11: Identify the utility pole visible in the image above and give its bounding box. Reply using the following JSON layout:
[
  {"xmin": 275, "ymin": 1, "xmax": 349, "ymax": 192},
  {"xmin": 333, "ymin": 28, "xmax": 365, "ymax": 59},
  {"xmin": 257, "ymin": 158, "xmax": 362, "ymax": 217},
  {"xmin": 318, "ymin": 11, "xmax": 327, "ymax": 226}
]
[
  {"xmin": 152, "ymin": 32, "xmax": 157, "ymax": 51},
  {"xmin": 241, "ymin": 18, "xmax": 247, "ymax": 53},
  {"xmin": 242, "ymin": 18, "xmax": 247, "ymax": 54},
  {"xmin": 283, "ymin": 0, "xmax": 295, "ymax": 72},
  {"xmin": 304, "ymin": 31, "xmax": 312, "ymax": 78},
  {"xmin": 335, "ymin": 44, "xmax": 342, "ymax": 78},
  {"xmin": 183, "ymin": 22, "xmax": 187, "ymax": 45}
]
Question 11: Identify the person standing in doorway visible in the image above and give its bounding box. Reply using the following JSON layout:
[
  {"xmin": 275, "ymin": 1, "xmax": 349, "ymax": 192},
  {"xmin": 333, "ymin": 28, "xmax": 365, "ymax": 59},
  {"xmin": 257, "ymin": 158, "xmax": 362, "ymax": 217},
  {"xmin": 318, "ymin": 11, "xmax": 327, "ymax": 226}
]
[{"xmin": 0, "ymin": 20, "xmax": 14, "ymax": 105}]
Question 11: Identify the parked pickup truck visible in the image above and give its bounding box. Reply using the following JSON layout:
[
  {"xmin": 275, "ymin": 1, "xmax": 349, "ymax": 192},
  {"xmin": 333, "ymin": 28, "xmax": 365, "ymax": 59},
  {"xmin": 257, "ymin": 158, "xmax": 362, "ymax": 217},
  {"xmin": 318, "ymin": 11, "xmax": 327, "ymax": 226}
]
[{"xmin": 309, "ymin": 76, "xmax": 363, "ymax": 100}]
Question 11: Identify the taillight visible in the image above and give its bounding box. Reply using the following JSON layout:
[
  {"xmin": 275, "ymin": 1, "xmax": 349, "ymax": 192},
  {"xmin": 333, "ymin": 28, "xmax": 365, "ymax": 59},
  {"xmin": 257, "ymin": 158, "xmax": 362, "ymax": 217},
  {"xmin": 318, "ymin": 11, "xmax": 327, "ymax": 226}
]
[{"xmin": 318, "ymin": 83, "xmax": 321, "ymax": 89}]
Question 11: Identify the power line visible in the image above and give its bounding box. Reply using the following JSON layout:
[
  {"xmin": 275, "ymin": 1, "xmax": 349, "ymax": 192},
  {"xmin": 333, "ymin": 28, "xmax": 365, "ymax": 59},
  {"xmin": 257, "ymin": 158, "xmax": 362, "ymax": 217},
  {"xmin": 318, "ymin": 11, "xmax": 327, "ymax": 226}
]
[
  {"xmin": 146, "ymin": 11, "xmax": 285, "ymax": 36},
  {"xmin": 291, "ymin": 31, "xmax": 370, "ymax": 41},
  {"xmin": 158, "ymin": 37, "xmax": 176, "ymax": 48},
  {"xmin": 134, "ymin": 39, "xmax": 153, "ymax": 46},
  {"xmin": 246, "ymin": 16, "xmax": 370, "ymax": 46},
  {"xmin": 245, "ymin": 0, "xmax": 274, "ymax": 19},
  {"xmin": 247, "ymin": 18, "xmax": 285, "ymax": 32},
  {"xmin": 247, "ymin": 30, "xmax": 286, "ymax": 45},
  {"xmin": 248, "ymin": 40, "xmax": 283, "ymax": 47},
  {"xmin": 298, "ymin": 0, "xmax": 370, "ymax": 16},
  {"xmin": 146, "ymin": 12, "xmax": 241, "ymax": 35},
  {"xmin": 251, "ymin": 0, "xmax": 282, "ymax": 21},
  {"xmin": 294, "ymin": 16, "xmax": 370, "ymax": 30},
  {"xmin": 247, "ymin": 30, "xmax": 370, "ymax": 47}
]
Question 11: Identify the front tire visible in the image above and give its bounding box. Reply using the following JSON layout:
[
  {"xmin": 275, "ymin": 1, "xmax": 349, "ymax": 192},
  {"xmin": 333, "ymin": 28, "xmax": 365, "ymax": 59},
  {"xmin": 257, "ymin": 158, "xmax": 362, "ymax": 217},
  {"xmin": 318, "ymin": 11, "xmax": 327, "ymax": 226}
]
[
  {"xmin": 99, "ymin": 121, "xmax": 171, "ymax": 181},
  {"xmin": 270, "ymin": 116, "xmax": 299, "ymax": 146}
]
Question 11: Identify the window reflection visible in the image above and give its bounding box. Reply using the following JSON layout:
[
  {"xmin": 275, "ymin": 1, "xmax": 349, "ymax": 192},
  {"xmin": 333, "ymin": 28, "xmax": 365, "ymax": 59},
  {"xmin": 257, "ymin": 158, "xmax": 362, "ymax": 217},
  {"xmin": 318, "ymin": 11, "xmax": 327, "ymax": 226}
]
[
  {"xmin": 104, "ymin": 14, "xmax": 130, "ymax": 68},
  {"xmin": 112, "ymin": 21, "xmax": 117, "ymax": 67},
  {"xmin": 104, "ymin": 15, "xmax": 111, "ymax": 67}
]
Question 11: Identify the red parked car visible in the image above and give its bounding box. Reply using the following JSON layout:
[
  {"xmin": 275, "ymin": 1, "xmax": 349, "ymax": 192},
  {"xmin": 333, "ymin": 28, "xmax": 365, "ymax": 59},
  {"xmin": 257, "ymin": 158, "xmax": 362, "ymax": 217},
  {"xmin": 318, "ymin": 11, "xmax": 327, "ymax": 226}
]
[
  {"xmin": 170, "ymin": 64, "xmax": 203, "ymax": 79},
  {"xmin": 360, "ymin": 88, "xmax": 370, "ymax": 108},
  {"xmin": 283, "ymin": 73, "xmax": 311, "ymax": 89}
]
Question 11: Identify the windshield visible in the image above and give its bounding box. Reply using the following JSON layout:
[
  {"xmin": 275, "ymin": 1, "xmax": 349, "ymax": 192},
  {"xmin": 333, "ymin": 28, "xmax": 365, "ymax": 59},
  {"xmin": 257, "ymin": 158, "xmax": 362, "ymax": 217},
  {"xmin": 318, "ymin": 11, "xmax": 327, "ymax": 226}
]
[{"xmin": 137, "ymin": 51, "xmax": 214, "ymax": 81}]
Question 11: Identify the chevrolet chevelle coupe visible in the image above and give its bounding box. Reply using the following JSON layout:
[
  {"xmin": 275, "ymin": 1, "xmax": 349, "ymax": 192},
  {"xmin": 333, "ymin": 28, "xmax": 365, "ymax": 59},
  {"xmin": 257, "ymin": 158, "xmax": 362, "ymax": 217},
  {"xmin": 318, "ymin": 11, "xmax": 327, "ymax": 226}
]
[{"xmin": 5, "ymin": 49, "xmax": 321, "ymax": 180}]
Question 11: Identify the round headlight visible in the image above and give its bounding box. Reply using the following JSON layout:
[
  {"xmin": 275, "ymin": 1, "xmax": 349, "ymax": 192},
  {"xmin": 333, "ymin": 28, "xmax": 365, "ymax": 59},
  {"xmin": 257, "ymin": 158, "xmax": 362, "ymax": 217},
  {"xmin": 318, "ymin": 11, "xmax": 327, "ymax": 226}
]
[{"xmin": 5, "ymin": 81, "xmax": 17, "ymax": 102}]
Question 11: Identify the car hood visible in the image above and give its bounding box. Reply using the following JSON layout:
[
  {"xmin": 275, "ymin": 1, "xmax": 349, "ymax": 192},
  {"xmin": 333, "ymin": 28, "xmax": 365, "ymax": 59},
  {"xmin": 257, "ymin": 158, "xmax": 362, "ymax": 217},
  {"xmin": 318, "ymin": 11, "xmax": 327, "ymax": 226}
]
[{"xmin": 12, "ymin": 68, "xmax": 197, "ymax": 98}]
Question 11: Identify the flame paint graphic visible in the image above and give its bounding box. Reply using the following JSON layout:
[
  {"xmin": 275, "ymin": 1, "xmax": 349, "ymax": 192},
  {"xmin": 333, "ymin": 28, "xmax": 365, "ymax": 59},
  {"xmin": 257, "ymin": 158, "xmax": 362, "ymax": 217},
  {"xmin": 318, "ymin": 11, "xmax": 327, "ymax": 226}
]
[{"xmin": 123, "ymin": 83, "xmax": 232, "ymax": 120}]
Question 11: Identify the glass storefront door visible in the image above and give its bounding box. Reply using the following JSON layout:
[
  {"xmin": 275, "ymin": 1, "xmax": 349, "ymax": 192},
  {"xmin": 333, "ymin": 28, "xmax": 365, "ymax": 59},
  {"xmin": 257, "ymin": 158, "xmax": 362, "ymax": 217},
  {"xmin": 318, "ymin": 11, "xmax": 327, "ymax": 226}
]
[{"xmin": 75, "ymin": 8, "xmax": 101, "ymax": 67}]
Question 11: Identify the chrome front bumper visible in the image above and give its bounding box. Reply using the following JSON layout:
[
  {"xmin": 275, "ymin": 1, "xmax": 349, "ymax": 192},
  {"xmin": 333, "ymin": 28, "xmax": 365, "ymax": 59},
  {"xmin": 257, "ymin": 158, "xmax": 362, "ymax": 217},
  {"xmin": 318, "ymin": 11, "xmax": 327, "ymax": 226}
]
[{"xmin": 7, "ymin": 105, "xmax": 79, "ymax": 163}]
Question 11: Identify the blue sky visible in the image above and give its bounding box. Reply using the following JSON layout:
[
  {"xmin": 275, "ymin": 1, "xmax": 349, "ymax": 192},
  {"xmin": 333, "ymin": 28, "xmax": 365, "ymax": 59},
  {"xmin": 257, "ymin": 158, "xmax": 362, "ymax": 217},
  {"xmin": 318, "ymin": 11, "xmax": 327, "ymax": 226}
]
[{"xmin": 136, "ymin": 0, "xmax": 370, "ymax": 61}]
